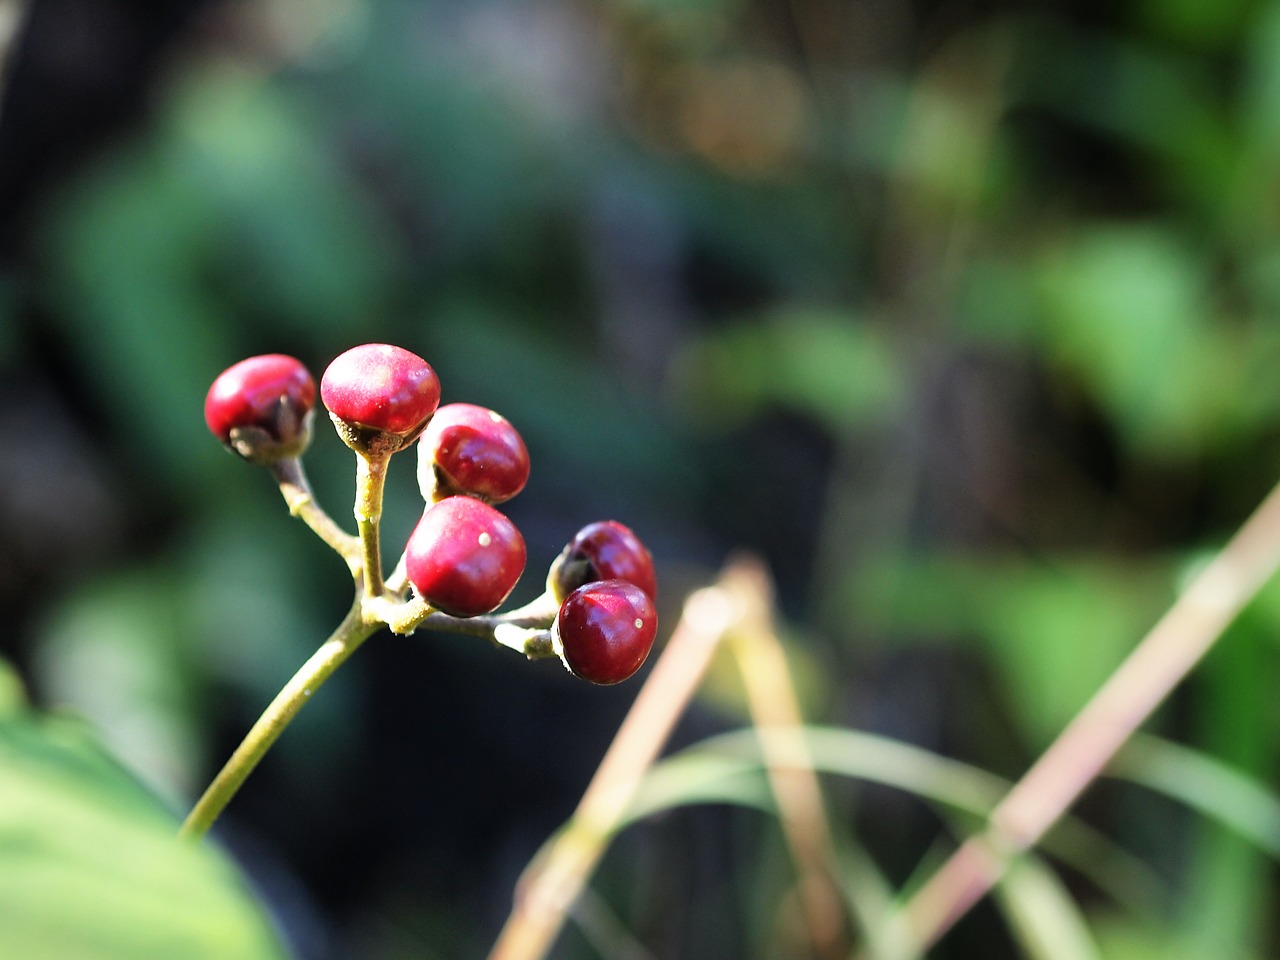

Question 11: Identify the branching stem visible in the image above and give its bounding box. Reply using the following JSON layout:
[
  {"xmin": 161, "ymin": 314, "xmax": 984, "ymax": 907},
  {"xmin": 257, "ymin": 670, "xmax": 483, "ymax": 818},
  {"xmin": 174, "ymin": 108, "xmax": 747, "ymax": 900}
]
[
  {"xmin": 179, "ymin": 601, "xmax": 378, "ymax": 840},
  {"xmin": 270, "ymin": 458, "xmax": 361, "ymax": 571}
]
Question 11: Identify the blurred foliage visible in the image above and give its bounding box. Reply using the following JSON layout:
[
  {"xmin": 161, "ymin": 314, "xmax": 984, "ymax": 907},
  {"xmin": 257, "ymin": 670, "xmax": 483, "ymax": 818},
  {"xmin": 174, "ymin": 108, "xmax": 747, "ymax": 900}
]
[
  {"xmin": 0, "ymin": 665, "xmax": 284, "ymax": 959},
  {"xmin": 4, "ymin": 0, "xmax": 1280, "ymax": 955}
]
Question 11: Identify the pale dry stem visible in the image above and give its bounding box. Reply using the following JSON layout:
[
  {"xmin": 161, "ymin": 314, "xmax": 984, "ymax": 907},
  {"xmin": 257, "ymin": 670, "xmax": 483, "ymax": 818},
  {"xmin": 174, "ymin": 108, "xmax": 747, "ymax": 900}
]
[
  {"xmin": 485, "ymin": 561, "xmax": 752, "ymax": 960},
  {"xmin": 728, "ymin": 559, "xmax": 848, "ymax": 960},
  {"xmin": 895, "ymin": 476, "xmax": 1280, "ymax": 951}
]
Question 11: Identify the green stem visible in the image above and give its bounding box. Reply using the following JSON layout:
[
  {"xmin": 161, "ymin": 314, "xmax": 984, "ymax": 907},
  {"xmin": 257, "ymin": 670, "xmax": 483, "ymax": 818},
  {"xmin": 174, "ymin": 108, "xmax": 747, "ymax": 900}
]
[
  {"xmin": 270, "ymin": 458, "xmax": 361, "ymax": 570},
  {"xmin": 354, "ymin": 453, "xmax": 389, "ymax": 600},
  {"xmin": 365, "ymin": 594, "xmax": 556, "ymax": 658},
  {"xmin": 179, "ymin": 603, "xmax": 378, "ymax": 840},
  {"xmin": 421, "ymin": 612, "xmax": 555, "ymax": 658}
]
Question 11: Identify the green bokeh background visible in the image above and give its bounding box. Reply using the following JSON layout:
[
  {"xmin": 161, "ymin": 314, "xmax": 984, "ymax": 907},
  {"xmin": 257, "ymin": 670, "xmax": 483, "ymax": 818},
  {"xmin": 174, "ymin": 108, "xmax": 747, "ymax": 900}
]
[{"xmin": 2, "ymin": 0, "xmax": 1280, "ymax": 956}]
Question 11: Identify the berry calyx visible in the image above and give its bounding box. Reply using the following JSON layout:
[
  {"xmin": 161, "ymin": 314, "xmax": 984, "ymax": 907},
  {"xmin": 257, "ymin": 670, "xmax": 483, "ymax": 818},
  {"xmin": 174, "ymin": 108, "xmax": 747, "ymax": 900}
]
[
  {"xmin": 405, "ymin": 497, "xmax": 527, "ymax": 617},
  {"xmin": 321, "ymin": 344, "xmax": 441, "ymax": 455},
  {"xmin": 548, "ymin": 521, "xmax": 657, "ymax": 602},
  {"xmin": 553, "ymin": 579, "xmax": 657, "ymax": 684},
  {"xmin": 204, "ymin": 354, "xmax": 316, "ymax": 463},
  {"xmin": 418, "ymin": 403, "xmax": 530, "ymax": 505}
]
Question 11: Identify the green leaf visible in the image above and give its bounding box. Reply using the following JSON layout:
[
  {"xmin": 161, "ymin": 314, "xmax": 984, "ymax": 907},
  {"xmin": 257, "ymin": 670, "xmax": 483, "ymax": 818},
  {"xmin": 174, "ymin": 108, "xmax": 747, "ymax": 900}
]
[
  {"xmin": 31, "ymin": 571, "xmax": 205, "ymax": 808},
  {"xmin": 0, "ymin": 655, "xmax": 26, "ymax": 717},
  {"xmin": 0, "ymin": 711, "xmax": 284, "ymax": 960},
  {"xmin": 1034, "ymin": 226, "xmax": 1229, "ymax": 456},
  {"xmin": 672, "ymin": 308, "xmax": 906, "ymax": 432},
  {"xmin": 852, "ymin": 551, "xmax": 1170, "ymax": 744}
]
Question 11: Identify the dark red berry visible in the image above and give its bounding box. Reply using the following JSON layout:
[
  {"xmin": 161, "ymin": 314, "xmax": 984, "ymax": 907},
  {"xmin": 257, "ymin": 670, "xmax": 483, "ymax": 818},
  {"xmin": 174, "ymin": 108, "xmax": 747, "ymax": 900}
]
[
  {"xmin": 554, "ymin": 579, "xmax": 657, "ymax": 684},
  {"xmin": 204, "ymin": 354, "xmax": 316, "ymax": 463},
  {"xmin": 405, "ymin": 496, "xmax": 526, "ymax": 617},
  {"xmin": 548, "ymin": 521, "xmax": 657, "ymax": 602},
  {"xmin": 417, "ymin": 403, "xmax": 530, "ymax": 504},
  {"xmin": 321, "ymin": 344, "xmax": 441, "ymax": 454}
]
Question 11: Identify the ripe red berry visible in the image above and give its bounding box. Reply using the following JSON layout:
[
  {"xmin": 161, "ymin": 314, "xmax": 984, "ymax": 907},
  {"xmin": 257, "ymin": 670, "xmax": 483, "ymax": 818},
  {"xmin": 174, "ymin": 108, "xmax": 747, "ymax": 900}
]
[
  {"xmin": 405, "ymin": 496, "xmax": 527, "ymax": 617},
  {"xmin": 204, "ymin": 354, "xmax": 316, "ymax": 463},
  {"xmin": 554, "ymin": 579, "xmax": 657, "ymax": 684},
  {"xmin": 548, "ymin": 521, "xmax": 657, "ymax": 602},
  {"xmin": 417, "ymin": 403, "xmax": 530, "ymax": 504},
  {"xmin": 321, "ymin": 344, "xmax": 441, "ymax": 454}
]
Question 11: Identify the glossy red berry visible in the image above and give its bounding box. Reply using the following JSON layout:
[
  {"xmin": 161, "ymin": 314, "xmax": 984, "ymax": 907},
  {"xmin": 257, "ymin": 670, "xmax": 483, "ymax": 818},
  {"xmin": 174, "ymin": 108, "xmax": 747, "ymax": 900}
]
[
  {"xmin": 548, "ymin": 521, "xmax": 657, "ymax": 602},
  {"xmin": 405, "ymin": 496, "xmax": 527, "ymax": 617},
  {"xmin": 554, "ymin": 579, "xmax": 657, "ymax": 684},
  {"xmin": 321, "ymin": 344, "xmax": 441, "ymax": 455},
  {"xmin": 204, "ymin": 354, "xmax": 316, "ymax": 463},
  {"xmin": 417, "ymin": 403, "xmax": 530, "ymax": 504}
]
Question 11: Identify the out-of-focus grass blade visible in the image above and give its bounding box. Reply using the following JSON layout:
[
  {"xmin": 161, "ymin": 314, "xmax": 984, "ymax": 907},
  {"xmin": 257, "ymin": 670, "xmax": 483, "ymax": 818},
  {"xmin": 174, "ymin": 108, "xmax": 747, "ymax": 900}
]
[
  {"xmin": 1110, "ymin": 733, "xmax": 1280, "ymax": 858},
  {"xmin": 838, "ymin": 840, "xmax": 923, "ymax": 960},
  {"xmin": 625, "ymin": 738, "xmax": 916, "ymax": 960},
  {"xmin": 995, "ymin": 857, "xmax": 1101, "ymax": 960},
  {"xmin": 625, "ymin": 752, "xmax": 773, "ymax": 821},
  {"xmin": 624, "ymin": 726, "xmax": 1164, "ymax": 919}
]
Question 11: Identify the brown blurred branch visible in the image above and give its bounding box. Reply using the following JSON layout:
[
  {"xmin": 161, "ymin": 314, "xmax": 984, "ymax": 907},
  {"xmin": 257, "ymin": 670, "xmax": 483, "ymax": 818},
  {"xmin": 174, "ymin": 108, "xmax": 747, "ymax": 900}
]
[{"xmin": 895, "ymin": 476, "xmax": 1280, "ymax": 951}]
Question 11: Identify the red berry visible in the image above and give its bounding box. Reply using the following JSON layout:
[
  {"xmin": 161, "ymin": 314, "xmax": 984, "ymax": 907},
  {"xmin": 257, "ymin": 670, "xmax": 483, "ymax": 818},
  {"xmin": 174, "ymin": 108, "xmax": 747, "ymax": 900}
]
[
  {"xmin": 548, "ymin": 521, "xmax": 657, "ymax": 602},
  {"xmin": 321, "ymin": 344, "xmax": 441, "ymax": 454},
  {"xmin": 405, "ymin": 496, "xmax": 527, "ymax": 617},
  {"xmin": 204, "ymin": 354, "xmax": 316, "ymax": 463},
  {"xmin": 418, "ymin": 403, "xmax": 530, "ymax": 504},
  {"xmin": 554, "ymin": 579, "xmax": 657, "ymax": 684}
]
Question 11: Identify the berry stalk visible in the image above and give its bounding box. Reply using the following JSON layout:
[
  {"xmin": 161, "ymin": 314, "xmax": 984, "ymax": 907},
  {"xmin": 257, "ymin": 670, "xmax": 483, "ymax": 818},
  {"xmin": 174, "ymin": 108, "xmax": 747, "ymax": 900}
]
[
  {"xmin": 364, "ymin": 589, "xmax": 555, "ymax": 655},
  {"xmin": 416, "ymin": 609, "xmax": 555, "ymax": 659},
  {"xmin": 354, "ymin": 453, "xmax": 390, "ymax": 601},
  {"xmin": 269, "ymin": 457, "xmax": 361, "ymax": 571},
  {"xmin": 179, "ymin": 601, "xmax": 378, "ymax": 840}
]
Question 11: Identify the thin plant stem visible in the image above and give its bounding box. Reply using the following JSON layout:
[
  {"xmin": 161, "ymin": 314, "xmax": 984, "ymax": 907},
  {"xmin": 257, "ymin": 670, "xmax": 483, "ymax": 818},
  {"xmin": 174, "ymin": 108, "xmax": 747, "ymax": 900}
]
[
  {"xmin": 895, "ymin": 476, "xmax": 1280, "ymax": 951},
  {"xmin": 485, "ymin": 562, "xmax": 752, "ymax": 960},
  {"xmin": 729, "ymin": 560, "xmax": 848, "ymax": 960},
  {"xmin": 354, "ymin": 453, "xmax": 389, "ymax": 600},
  {"xmin": 270, "ymin": 457, "xmax": 361, "ymax": 570},
  {"xmin": 179, "ymin": 601, "xmax": 379, "ymax": 840}
]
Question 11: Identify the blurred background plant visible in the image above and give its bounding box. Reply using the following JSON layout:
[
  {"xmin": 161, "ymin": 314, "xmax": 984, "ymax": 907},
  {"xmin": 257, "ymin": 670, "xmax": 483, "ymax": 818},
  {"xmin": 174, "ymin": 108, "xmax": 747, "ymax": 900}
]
[{"xmin": 3, "ymin": 0, "xmax": 1280, "ymax": 956}]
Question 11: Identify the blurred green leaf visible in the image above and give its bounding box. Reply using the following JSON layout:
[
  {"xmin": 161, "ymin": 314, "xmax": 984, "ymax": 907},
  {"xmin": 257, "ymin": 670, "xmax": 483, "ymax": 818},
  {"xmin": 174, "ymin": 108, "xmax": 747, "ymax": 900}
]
[
  {"xmin": 671, "ymin": 308, "xmax": 906, "ymax": 432},
  {"xmin": 40, "ymin": 63, "xmax": 402, "ymax": 489},
  {"xmin": 168, "ymin": 64, "xmax": 403, "ymax": 335},
  {"xmin": 853, "ymin": 551, "xmax": 1170, "ymax": 743},
  {"xmin": 1132, "ymin": 0, "xmax": 1253, "ymax": 52},
  {"xmin": 1090, "ymin": 914, "xmax": 1233, "ymax": 960},
  {"xmin": 421, "ymin": 301, "xmax": 696, "ymax": 498},
  {"xmin": 1239, "ymin": 1, "xmax": 1280, "ymax": 155},
  {"xmin": 41, "ymin": 146, "xmax": 232, "ymax": 487},
  {"xmin": 1018, "ymin": 30, "xmax": 1238, "ymax": 213},
  {"xmin": 1035, "ymin": 226, "xmax": 1234, "ymax": 457},
  {"xmin": 0, "ymin": 711, "xmax": 284, "ymax": 960},
  {"xmin": 31, "ymin": 571, "xmax": 205, "ymax": 808},
  {"xmin": 0, "ymin": 656, "xmax": 27, "ymax": 717}
]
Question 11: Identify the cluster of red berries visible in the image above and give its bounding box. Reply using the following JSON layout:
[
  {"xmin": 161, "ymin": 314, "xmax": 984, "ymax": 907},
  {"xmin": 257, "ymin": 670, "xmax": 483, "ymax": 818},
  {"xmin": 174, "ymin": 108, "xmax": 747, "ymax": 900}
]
[{"xmin": 204, "ymin": 345, "xmax": 657, "ymax": 684}]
